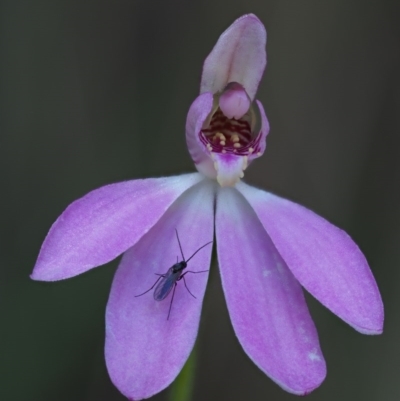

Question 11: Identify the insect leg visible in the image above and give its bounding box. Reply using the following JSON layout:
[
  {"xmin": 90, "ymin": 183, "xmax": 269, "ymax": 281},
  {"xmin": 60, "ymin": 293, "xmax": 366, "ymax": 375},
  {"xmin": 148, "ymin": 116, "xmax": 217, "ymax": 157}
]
[
  {"xmin": 180, "ymin": 274, "xmax": 196, "ymax": 299},
  {"xmin": 167, "ymin": 283, "xmax": 177, "ymax": 320},
  {"xmin": 135, "ymin": 276, "xmax": 163, "ymax": 297}
]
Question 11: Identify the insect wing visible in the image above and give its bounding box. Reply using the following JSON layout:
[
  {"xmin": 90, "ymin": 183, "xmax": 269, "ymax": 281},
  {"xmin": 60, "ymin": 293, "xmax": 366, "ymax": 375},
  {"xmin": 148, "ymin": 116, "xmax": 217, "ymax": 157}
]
[{"xmin": 153, "ymin": 269, "xmax": 180, "ymax": 301}]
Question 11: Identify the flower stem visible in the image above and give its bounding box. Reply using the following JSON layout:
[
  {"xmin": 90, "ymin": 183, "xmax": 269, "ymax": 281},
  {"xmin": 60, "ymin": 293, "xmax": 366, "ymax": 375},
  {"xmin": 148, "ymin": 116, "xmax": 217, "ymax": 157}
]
[{"xmin": 168, "ymin": 345, "xmax": 197, "ymax": 401}]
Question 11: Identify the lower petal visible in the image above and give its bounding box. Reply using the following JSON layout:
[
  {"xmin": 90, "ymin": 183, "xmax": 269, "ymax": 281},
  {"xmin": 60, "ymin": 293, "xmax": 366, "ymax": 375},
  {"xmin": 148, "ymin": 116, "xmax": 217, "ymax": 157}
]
[
  {"xmin": 237, "ymin": 182, "xmax": 384, "ymax": 335},
  {"xmin": 216, "ymin": 187, "xmax": 326, "ymax": 394},
  {"xmin": 105, "ymin": 179, "xmax": 215, "ymax": 400},
  {"xmin": 31, "ymin": 173, "xmax": 203, "ymax": 281}
]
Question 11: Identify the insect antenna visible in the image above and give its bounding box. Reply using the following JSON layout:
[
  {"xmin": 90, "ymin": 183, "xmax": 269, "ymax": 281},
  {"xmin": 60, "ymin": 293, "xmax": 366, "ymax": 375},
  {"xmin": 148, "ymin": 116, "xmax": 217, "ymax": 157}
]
[
  {"xmin": 175, "ymin": 228, "xmax": 185, "ymax": 261},
  {"xmin": 185, "ymin": 241, "xmax": 213, "ymax": 263},
  {"xmin": 175, "ymin": 228, "xmax": 213, "ymax": 263}
]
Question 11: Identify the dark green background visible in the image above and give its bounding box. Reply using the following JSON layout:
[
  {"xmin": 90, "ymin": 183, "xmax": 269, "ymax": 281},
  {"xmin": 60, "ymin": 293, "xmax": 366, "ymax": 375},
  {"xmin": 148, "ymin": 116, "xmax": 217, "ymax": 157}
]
[{"xmin": 1, "ymin": 1, "xmax": 399, "ymax": 400}]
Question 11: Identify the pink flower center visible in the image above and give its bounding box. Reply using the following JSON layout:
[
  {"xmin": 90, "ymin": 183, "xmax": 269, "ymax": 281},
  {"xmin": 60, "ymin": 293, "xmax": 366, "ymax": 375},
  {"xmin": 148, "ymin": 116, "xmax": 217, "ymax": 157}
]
[{"xmin": 200, "ymin": 107, "xmax": 262, "ymax": 157}]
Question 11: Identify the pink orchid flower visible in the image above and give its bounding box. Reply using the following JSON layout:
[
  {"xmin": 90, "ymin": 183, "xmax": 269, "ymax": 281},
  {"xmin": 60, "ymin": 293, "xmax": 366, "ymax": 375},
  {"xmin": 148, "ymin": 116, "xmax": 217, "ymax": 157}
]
[{"xmin": 31, "ymin": 14, "xmax": 383, "ymax": 400}]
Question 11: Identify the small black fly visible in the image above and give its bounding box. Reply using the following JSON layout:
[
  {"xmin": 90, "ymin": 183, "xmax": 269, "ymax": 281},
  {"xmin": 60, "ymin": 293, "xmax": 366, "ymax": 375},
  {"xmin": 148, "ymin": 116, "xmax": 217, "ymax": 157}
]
[{"xmin": 135, "ymin": 229, "xmax": 213, "ymax": 320}]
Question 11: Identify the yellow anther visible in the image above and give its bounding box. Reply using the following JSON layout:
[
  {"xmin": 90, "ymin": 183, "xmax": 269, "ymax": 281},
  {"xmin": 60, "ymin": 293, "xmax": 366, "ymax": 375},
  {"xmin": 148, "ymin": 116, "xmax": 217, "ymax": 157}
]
[
  {"xmin": 248, "ymin": 147, "xmax": 254, "ymax": 154},
  {"xmin": 216, "ymin": 132, "xmax": 226, "ymax": 141},
  {"xmin": 233, "ymin": 143, "xmax": 241, "ymax": 148}
]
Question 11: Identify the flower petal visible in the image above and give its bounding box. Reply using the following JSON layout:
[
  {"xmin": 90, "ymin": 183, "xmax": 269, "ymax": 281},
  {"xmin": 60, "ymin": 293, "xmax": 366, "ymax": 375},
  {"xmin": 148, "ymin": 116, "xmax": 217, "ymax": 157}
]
[
  {"xmin": 186, "ymin": 92, "xmax": 216, "ymax": 178},
  {"xmin": 105, "ymin": 180, "xmax": 215, "ymax": 400},
  {"xmin": 237, "ymin": 183, "xmax": 384, "ymax": 335},
  {"xmin": 216, "ymin": 187, "xmax": 326, "ymax": 394},
  {"xmin": 228, "ymin": 100, "xmax": 271, "ymax": 168},
  {"xmin": 248, "ymin": 100, "xmax": 269, "ymax": 162},
  {"xmin": 200, "ymin": 14, "xmax": 267, "ymax": 100},
  {"xmin": 31, "ymin": 173, "xmax": 204, "ymax": 281}
]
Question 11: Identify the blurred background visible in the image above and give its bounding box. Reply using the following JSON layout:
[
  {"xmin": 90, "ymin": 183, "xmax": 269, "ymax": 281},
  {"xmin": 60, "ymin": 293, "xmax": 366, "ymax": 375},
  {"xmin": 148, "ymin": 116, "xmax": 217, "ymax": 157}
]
[{"xmin": 1, "ymin": 1, "xmax": 399, "ymax": 400}]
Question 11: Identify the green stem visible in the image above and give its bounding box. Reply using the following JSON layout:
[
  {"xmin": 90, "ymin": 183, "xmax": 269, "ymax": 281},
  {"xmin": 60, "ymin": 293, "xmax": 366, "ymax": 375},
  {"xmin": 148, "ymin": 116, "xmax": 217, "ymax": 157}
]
[{"xmin": 168, "ymin": 345, "xmax": 197, "ymax": 401}]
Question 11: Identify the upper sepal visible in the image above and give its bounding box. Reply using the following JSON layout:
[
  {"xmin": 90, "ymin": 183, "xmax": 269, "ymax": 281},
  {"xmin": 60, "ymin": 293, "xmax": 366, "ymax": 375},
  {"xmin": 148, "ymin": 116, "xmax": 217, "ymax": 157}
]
[{"xmin": 200, "ymin": 14, "xmax": 267, "ymax": 100}]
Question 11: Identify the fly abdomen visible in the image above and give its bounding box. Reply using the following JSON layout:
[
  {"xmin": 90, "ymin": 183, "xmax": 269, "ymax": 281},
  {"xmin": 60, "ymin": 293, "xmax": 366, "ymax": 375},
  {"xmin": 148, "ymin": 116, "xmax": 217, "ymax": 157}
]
[{"xmin": 153, "ymin": 269, "xmax": 181, "ymax": 301}]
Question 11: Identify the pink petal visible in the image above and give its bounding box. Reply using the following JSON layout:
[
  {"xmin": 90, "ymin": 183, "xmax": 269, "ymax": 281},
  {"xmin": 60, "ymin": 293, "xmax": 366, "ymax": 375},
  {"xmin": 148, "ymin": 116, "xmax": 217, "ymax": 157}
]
[
  {"xmin": 237, "ymin": 183, "xmax": 384, "ymax": 335},
  {"xmin": 185, "ymin": 92, "xmax": 216, "ymax": 178},
  {"xmin": 247, "ymin": 100, "xmax": 270, "ymax": 164},
  {"xmin": 200, "ymin": 14, "xmax": 267, "ymax": 101},
  {"xmin": 216, "ymin": 187, "xmax": 326, "ymax": 394},
  {"xmin": 105, "ymin": 180, "xmax": 215, "ymax": 400},
  {"xmin": 31, "ymin": 173, "xmax": 204, "ymax": 281}
]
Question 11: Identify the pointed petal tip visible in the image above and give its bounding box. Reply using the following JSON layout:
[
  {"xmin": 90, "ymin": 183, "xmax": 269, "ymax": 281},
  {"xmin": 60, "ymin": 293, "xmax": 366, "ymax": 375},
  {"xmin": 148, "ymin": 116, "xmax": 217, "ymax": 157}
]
[
  {"xmin": 30, "ymin": 265, "xmax": 55, "ymax": 282},
  {"xmin": 30, "ymin": 265, "xmax": 67, "ymax": 282},
  {"xmin": 271, "ymin": 353, "xmax": 327, "ymax": 395},
  {"xmin": 351, "ymin": 317, "xmax": 384, "ymax": 335},
  {"xmin": 267, "ymin": 362, "xmax": 326, "ymax": 396},
  {"xmin": 286, "ymin": 382, "xmax": 326, "ymax": 396},
  {"xmin": 361, "ymin": 327, "xmax": 383, "ymax": 336},
  {"xmin": 29, "ymin": 271, "xmax": 39, "ymax": 281},
  {"xmin": 236, "ymin": 13, "xmax": 263, "ymax": 24},
  {"xmin": 201, "ymin": 14, "xmax": 266, "ymax": 100}
]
